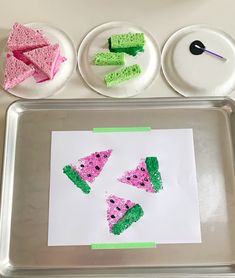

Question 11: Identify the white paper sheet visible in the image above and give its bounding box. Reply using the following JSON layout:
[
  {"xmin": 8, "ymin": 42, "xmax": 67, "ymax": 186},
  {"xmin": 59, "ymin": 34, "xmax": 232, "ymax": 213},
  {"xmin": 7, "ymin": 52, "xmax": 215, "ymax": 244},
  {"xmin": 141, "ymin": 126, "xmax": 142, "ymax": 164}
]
[{"xmin": 48, "ymin": 129, "xmax": 201, "ymax": 246}]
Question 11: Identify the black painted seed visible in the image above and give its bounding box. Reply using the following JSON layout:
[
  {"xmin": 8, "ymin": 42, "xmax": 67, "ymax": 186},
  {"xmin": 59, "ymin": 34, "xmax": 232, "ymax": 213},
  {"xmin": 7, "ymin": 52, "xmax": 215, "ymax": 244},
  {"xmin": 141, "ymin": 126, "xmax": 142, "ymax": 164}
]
[
  {"xmin": 127, "ymin": 177, "xmax": 131, "ymax": 180},
  {"xmin": 141, "ymin": 167, "xmax": 145, "ymax": 171},
  {"xmin": 140, "ymin": 182, "xmax": 145, "ymax": 186},
  {"xmin": 125, "ymin": 205, "xmax": 129, "ymax": 209},
  {"xmin": 111, "ymin": 215, "xmax": 115, "ymax": 218},
  {"xmin": 95, "ymin": 166, "xmax": 100, "ymax": 170},
  {"xmin": 110, "ymin": 199, "xmax": 115, "ymax": 203},
  {"xmin": 96, "ymin": 154, "xmax": 100, "ymax": 158},
  {"xmin": 116, "ymin": 207, "xmax": 121, "ymax": 211},
  {"xmin": 133, "ymin": 175, "xmax": 138, "ymax": 178},
  {"xmin": 87, "ymin": 174, "xmax": 92, "ymax": 177},
  {"xmin": 144, "ymin": 178, "xmax": 148, "ymax": 182},
  {"xmin": 80, "ymin": 164, "xmax": 84, "ymax": 168}
]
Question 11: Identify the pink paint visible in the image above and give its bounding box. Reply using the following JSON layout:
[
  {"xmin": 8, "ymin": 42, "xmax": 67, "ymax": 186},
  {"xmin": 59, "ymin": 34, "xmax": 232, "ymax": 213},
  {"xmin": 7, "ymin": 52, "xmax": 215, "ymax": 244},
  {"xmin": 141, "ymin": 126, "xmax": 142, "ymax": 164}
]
[
  {"xmin": 7, "ymin": 22, "xmax": 49, "ymax": 52},
  {"xmin": 118, "ymin": 160, "xmax": 155, "ymax": 193},
  {"xmin": 106, "ymin": 195, "xmax": 135, "ymax": 231},
  {"xmin": 71, "ymin": 149, "xmax": 112, "ymax": 183},
  {"xmin": 3, "ymin": 54, "xmax": 34, "ymax": 90}
]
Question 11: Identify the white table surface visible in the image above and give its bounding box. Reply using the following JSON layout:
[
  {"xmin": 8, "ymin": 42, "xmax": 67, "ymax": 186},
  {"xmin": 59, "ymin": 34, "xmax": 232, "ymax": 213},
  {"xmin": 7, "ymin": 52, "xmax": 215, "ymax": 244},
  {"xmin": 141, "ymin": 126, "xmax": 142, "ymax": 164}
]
[{"xmin": 0, "ymin": 0, "xmax": 235, "ymax": 175}]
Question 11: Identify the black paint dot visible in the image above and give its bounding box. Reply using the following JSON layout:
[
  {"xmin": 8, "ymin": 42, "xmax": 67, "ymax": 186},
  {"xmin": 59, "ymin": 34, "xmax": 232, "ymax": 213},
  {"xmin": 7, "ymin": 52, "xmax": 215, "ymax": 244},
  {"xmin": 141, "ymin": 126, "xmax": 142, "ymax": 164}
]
[
  {"xmin": 140, "ymin": 182, "xmax": 145, "ymax": 186},
  {"xmin": 80, "ymin": 164, "xmax": 84, "ymax": 168},
  {"xmin": 144, "ymin": 178, "xmax": 148, "ymax": 182},
  {"xmin": 116, "ymin": 207, "xmax": 121, "ymax": 211},
  {"xmin": 189, "ymin": 40, "xmax": 205, "ymax": 55},
  {"xmin": 133, "ymin": 175, "xmax": 138, "ymax": 178},
  {"xmin": 125, "ymin": 204, "xmax": 129, "ymax": 209},
  {"xmin": 127, "ymin": 177, "xmax": 131, "ymax": 180},
  {"xmin": 111, "ymin": 215, "xmax": 115, "ymax": 218},
  {"xmin": 110, "ymin": 199, "xmax": 115, "ymax": 203},
  {"xmin": 95, "ymin": 166, "xmax": 100, "ymax": 170},
  {"xmin": 141, "ymin": 167, "xmax": 145, "ymax": 171},
  {"xmin": 96, "ymin": 154, "xmax": 100, "ymax": 158},
  {"xmin": 87, "ymin": 174, "xmax": 92, "ymax": 177}
]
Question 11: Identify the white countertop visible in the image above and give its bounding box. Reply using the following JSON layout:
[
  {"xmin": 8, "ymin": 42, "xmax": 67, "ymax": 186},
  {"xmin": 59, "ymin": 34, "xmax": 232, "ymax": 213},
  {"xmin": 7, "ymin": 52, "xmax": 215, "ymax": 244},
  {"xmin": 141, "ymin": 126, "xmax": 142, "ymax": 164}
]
[{"xmin": 0, "ymin": 0, "xmax": 235, "ymax": 173}]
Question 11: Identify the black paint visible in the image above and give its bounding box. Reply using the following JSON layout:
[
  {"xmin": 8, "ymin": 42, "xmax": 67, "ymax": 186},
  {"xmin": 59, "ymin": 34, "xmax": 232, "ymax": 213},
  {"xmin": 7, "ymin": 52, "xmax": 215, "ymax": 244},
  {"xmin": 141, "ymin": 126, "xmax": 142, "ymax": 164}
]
[{"xmin": 190, "ymin": 40, "xmax": 205, "ymax": 55}]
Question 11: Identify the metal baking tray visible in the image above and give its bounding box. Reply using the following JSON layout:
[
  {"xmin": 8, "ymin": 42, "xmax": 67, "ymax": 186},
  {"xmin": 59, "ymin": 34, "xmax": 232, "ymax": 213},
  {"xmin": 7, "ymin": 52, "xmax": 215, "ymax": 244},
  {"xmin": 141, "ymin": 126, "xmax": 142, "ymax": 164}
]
[{"xmin": 1, "ymin": 97, "xmax": 235, "ymax": 278}]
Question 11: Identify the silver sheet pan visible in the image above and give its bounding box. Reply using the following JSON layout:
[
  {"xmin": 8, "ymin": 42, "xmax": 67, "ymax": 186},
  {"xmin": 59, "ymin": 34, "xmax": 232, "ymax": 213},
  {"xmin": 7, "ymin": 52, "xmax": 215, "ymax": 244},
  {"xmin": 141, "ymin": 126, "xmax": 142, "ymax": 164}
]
[{"xmin": 0, "ymin": 98, "xmax": 235, "ymax": 277}]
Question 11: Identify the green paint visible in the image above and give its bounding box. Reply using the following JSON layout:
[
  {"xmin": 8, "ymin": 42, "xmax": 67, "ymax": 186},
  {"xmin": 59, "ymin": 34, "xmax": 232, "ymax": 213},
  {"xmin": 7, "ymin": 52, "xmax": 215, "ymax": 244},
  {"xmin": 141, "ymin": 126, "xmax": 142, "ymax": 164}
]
[
  {"xmin": 145, "ymin": 157, "xmax": 163, "ymax": 192},
  {"xmin": 63, "ymin": 165, "xmax": 91, "ymax": 194},
  {"xmin": 108, "ymin": 37, "xmax": 144, "ymax": 56},
  {"xmin": 91, "ymin": 242, "xmax": 156, "ymax": 250},
  {"xmin": 93, "ymin": 127, "xmax": 151, "ymax": 133},
  {"xmin": 112, "ymin": 204, "xmax": 144, "ymax": 235}
]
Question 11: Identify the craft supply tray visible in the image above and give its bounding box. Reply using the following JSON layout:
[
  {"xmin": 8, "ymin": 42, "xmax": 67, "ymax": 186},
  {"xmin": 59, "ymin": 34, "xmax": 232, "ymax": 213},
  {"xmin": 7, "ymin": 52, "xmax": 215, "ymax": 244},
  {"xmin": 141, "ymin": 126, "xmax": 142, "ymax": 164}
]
[{"xmin": 0, "ymin": 98, "xmax": 235, "ymax": 277}]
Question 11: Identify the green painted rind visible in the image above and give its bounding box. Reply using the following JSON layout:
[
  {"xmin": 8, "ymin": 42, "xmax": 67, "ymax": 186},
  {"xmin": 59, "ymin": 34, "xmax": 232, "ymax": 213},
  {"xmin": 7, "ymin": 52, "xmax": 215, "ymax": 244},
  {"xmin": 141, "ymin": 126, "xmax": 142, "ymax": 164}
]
[
  {"xmin": 145, "ymin": 157, "xmax": 163, "ymax": 192},
  {"xmin": 63, "ymin": 165, "xmax": 91, "ymax": 194},
  {"xmin": 112, "ymin": 204, "xmax": 144, "ymax": 235}
]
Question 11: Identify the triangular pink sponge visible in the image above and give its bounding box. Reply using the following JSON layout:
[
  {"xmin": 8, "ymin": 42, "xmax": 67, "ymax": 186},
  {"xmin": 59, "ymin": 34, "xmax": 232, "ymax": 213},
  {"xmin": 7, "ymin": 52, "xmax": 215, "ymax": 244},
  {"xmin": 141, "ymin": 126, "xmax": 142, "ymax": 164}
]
[
  {"xmin": 7, "ymin": 22, "xmax": 49, "ymax": 52},
  {"xmin": 3, "ymin": 54, "xmax": 34, "ymax": 90},
  {"xmin": 24, "ymin": 44, "xmax": 60, "ymax": 79}
]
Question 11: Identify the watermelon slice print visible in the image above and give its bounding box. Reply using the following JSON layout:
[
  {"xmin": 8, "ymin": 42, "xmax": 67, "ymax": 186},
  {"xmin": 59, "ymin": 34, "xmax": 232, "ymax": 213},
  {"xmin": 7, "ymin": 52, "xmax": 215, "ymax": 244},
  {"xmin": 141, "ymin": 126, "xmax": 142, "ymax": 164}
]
[
  {"xmin": 63, "ymin": 149, "xmax": 112, "ymax": 194},
  {"xmin": 107, "ymin": 195, "xmax": 144, "ymax": 235},
  {"xmin": 119, "ymin": 157, "xmax": 163, "ymax": 193}
]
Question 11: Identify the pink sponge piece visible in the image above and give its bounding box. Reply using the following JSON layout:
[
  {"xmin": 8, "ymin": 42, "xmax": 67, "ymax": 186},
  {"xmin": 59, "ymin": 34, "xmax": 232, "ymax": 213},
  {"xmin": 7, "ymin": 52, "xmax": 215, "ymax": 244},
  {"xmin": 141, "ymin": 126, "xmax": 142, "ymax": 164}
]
[
  {"xmin": 33, "ymin": 54, "xmax": 67, "ymax": 83},
  {"xmin": 24, "ymin": 44, "xmax": 60, "ymax": 79},
  {"xmin": 7, "ymin": 23, "xmax": 50, "ymax": 52},
  {"xmin": 3, "ymin": 54, "xmax": 34, "ymax": 90}
]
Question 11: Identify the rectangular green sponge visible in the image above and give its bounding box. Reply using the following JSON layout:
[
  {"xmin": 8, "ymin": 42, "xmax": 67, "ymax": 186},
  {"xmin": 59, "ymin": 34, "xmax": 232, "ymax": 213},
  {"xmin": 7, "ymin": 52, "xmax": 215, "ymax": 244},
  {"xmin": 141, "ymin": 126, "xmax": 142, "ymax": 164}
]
[
  {"xmin": 110, "ymin": 33, "xmax": 145, "ymax": 48},
  {"xmin": 94, "ymin": 52, "xmax": 125, "ymax": 65},
  {"xmin": 104, "ymin": 64, "xmax": 141, "ymax": 87}
]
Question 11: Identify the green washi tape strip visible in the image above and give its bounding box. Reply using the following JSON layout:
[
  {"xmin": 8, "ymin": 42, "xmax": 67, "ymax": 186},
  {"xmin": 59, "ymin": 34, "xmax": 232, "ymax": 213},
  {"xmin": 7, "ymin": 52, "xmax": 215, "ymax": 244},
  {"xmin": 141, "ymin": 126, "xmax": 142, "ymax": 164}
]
[
  {"xmin": 93, "ymin": 127, "xmax": 151, "ymax": 133},
  {"xmin": 91, "ymin": 242, "xmax": 156, "ymax": 250}
]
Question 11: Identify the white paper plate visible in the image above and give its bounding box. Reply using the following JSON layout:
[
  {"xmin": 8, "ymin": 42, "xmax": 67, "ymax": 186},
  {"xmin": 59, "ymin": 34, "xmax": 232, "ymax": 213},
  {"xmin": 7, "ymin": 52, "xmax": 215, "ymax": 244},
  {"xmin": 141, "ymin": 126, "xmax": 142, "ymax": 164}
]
[
  {"xmin": 0, "ymin": 22, "xmax": 76, "ymax": 99},
  {"xmin": 162, "ymin": 25, "xmax": 235, "ymax": 97},
  {"xmin": 77, "ymin": 21, "xmax": 161, "ymax": 98}
]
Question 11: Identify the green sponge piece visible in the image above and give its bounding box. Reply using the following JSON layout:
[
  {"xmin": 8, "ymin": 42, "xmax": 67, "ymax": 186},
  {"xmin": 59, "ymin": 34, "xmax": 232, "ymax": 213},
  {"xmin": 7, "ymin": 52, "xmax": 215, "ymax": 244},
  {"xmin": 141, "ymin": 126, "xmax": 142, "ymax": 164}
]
[
  {"xmin": 94, "ymin": 52, "xmax": 125, "ymax": 65},
  {"xmin": 108, "ymin": 38, "xmax": 144, "ymax": 56},
  {"xmin": 104, "ymin": 64, "xmax": 141, "ymax": 87},
  {"xmin": 110, "ymin": 33, "xmax": 145, "ymax": 48}
]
